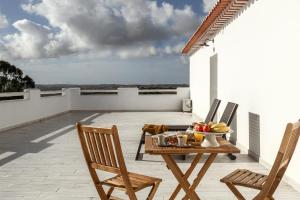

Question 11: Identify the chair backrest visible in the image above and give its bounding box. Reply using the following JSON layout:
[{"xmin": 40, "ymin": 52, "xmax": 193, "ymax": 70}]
[
  {"xmin": 254, "ymin": 120, "xmax": 300, "ymax": 199},
  {"xmin": 219, "ymin": 102, "xmax": 238, "ymax": 126},
  {"xmin": 204, "ymin": 99, "xmax": 221, "ymax": 123},
  {"xmin": 76, "ymin": 123, "xmax": 128, "ymax": 175}
]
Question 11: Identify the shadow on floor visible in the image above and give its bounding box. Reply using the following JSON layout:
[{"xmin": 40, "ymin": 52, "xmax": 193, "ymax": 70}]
[{"xmin": 0, "ymin": 111, "xmax": 104, "ymax": 167}]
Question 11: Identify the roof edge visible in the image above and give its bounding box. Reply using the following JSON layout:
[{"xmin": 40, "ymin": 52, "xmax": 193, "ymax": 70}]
[{"xmin": 182, "ymin": 0, "xmax": 249, "ymax": 55}]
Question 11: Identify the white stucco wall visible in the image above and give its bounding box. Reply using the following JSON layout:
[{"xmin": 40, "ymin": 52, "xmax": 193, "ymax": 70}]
[
  {"xmin": 190, "ymin": 48, "xmax": 212, "ymax": 118},
  {"xmin": 0, "ymin": 89, "xmax": 69, "ymax": 131},
  {"xmin": 0, "ymin": 88, "xmax": 190, "ymax": 131},
  {"xmin": 189, "ymin": 0, "xmax": 300, "ymax": 191},
  {"xmin": 70, "ymin": 87, "xmax": 190, "ymax": 111}
]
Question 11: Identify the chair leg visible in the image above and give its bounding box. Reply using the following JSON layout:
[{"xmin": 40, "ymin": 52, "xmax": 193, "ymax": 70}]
[
  {"xmin": 135, "ymin": 131, "xmax": 146, "ymax": 160},
  {"xmin": 181, "ymin": 154, "xmax": 186, "ymax": 160},
  {"xmin": 227, "ymin": 153, "xmax": 237, "ymax": 160},
  {"xmin": 106, "ymin": 187, "xmax": 114, "ymax": 198},
  {"xmin": 88, "ymin": 167, "xmax": 108, "ymax": 200},
  {"xmin": 147, "ymin": 181, "xmax": 161, "ymax": 200},
  {"xmin": 222, "ymin": 135, "xmax": 237, "ymax": 160},
  {"xmin": 265, "ymin": 197, "xmax": 275, "ymax": 200},
  {"xmin": 225, "ymin": 183, "xmax": 246, "ymax": 200}
]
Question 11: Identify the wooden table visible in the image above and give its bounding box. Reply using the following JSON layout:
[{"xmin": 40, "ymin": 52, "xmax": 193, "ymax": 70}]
[{"xmin": 144, "ymin": 136, "xmax": 240, "ymax": 200}]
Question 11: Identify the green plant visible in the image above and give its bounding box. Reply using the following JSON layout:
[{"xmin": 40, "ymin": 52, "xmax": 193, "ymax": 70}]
[{"xmin": 0, "ymin": 60, "xmax": 35, "ymax": 92}]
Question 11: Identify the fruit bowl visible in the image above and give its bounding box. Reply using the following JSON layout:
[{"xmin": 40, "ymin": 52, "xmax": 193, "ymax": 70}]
[
  {"xmin": 201, "ymin": 130, "xmax": 233, "ymax": 147},
  {"xmin": 192, "ymin": 122, "xmax": 232, "ymax": 147}
]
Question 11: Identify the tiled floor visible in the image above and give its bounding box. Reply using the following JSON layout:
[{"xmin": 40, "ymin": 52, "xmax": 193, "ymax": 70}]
[{"xmin": 0, "ymin": 112, "xmax": 299, "ymax": 199}]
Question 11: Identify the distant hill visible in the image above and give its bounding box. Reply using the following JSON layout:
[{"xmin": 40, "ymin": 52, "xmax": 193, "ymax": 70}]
[{"xmin": 36, "ymin": 84, "xmax": 189, "ymax": 91}]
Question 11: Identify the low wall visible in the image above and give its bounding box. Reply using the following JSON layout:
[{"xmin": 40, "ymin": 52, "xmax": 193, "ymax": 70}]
[
  {"xmin": 0, "ymin": 87, "xmax": 190, "ymax": 131},
  {"xmin": 70, "ymin": 88, "xmax": 190, "ymax": 111},
  {"xmin": 0, "ymin": 89, "xmax": 69, "ymax": 131}
]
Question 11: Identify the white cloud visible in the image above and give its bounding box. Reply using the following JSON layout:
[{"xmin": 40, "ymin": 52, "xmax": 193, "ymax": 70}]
[
  {"xmin": 0, "ymin": 13, "xmax": 8, "ymax": 28},
  {"xmin": 2, "ymin": 19, "xmax": 52, "ymax": 59},
  {"xmin": 0, "ymin": 0, "xmax": 200, "ymax": 59},
  {"xmin": 203, "ymin": 0, "xmax": 219, "ymax": 13}
]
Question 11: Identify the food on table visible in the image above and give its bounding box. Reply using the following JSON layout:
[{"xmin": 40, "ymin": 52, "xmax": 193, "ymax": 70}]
[
  {"xmin": 194, "ymin": 123, "xmax": 204, "ymax": 132},
  {"xmin": 194, "ymin": 132, "xmax": 204, "ymax": 142},
  {"xmin": 182, "ymin": 134, "xmax": 188, "ymax": 144},
  {"xmin": 210, "ymin": 122, "xmax": 230, "ymax": 133},
  {"xmin": 166, "ymin": 135, "xmax": 178, "ymax": 145},
  {"xmin": 203, "ymin": 124, "xmax": 211, "ymax": 132},
  {"xmin": 177, "ymin": 135, "xmax": 187, "ymax": 146},
  {"xmin": 193, "ymin": 122, "xmax": 230, "ymax": 133}
]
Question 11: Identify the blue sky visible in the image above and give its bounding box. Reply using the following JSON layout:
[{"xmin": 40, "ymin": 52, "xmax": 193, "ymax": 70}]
[{"xmin": 0, "ymin": 0, "xmax": 214, "ymax": 84}]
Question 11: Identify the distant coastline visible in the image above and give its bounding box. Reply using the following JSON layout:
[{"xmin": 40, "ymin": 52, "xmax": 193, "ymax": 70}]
[{"xmin": 36, "ymin": 84, "xmax": 189, "ymax": 91}]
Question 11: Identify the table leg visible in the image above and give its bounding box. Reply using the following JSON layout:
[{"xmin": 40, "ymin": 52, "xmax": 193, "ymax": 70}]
[
  {"xmin": 162, "ymin": 154, "xmax": 200, "ymax": 200},
  {"xmin": 182, "ymin": 153, "xmax": 217, "ymax": 200},
  {"xmin": 169, "ymin": 153, "xmax": 203, "ymax": 200}
]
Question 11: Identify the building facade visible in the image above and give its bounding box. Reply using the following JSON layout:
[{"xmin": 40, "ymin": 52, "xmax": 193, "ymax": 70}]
[{"xmin": 184, "ymin": 0, "xmax": 300, "ymax": 191}]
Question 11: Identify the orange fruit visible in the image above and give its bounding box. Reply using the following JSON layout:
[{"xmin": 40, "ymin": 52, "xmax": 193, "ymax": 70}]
[{"xmin": 194, "ymin": 132, "xmax": 204, "ymax": 142}]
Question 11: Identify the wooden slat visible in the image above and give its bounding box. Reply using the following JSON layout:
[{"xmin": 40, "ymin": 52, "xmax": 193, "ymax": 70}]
[
  {"xmin": 255, "ymin": 176, "xmax": 268, "ymax": 186},
  {"xmin": 228, "ymin": 170, "xmax": 246, "ymax": 182},
  {"xmin": 80, "ymin": 126, "xmax": 112, "ymax": 134},
  {"xmin": 247, "ymin": 174, "xmax": 264, "ymax": 185},
  {"xmin": 100, "ymin": 133, "xmax": 112, "ymax": 166},
  {"xmin": 102, "ymin": 173, "xmax": 159, "ymax": 191},
  {"xmin": 221, "ymin": 169, "xmax": 241, "ymax": 182},
  {"xmin": 106, "ymin": 134, "xmax": 118, "ymax": 167},
  {"xmin": 85, "ymin": 132, "xmax": 96, "ymax": 162},
  {"xmin": 90, "ymin": 163, "xmax": 121, "ymax": 174},
  {"xmin": 94, "ymin": 133, "xmax": 106, "ymax": 165},
  {"xmin": 89, "ymin": 132, "xmax": 101, "ymax": 164},
  {"xmin": 234, "ymin": 170, "xmax": 252, "ymax": 182},
  {"xmin": 241, "ymin": 172, "xmax": 257, "ymax": 184}
]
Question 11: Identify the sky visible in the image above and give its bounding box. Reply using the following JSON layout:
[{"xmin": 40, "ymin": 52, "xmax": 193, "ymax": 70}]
[{"xmin": 0, "ymin": 0, "xmax": 217, "ymax": 84}]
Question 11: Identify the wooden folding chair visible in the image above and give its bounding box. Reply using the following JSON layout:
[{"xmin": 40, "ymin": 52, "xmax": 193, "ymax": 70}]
[
  {"xmin": 76, "ymin": 123, "xmax": 161, "ymax": 200},
  {"xmin": 220, "ymin": 120, "xmax": 300, "ymax": 200}
]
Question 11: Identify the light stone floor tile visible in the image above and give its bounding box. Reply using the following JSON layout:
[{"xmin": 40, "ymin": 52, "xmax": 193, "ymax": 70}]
[{"xmin": 0, "ymin": 111, "xmax": 299, "ymax": 199}]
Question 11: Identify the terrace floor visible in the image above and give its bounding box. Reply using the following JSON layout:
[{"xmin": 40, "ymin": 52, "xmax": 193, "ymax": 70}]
[{"xmin": 0, "ymin": 111, "xmax": 299, "ymax": 200}]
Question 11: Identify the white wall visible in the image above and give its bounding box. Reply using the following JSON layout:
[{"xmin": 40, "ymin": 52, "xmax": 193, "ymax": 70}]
[
  {"xmin": 0, "ymin": 88, "xmax": 190, "ymax": 131},
  {"xmin": 190, "ymin": 46, "xmax": 214, "ymax": 118},
  {"xmin": 0, "ymin": 89, "xmax": 69, "ymax": 131},
  {"xmin": 189, "ymin": 0, "xmax": 300, "ymax": 191},
  {"xmin": 70, "ymin": 87, "xmax": 189, "ymax": 111}
]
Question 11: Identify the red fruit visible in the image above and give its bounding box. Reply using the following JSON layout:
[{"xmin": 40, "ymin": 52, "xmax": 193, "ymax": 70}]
[
  {"xmin": 194, "ymin": 124, "xmax": 203, "ymax": 132},
  {"xmin": 203, "ymin": 124, "xmax": 211, "ymax": 132}
]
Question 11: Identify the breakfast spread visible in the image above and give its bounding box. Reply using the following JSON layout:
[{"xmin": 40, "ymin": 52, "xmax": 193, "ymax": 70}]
[{"xmin": 153, "ymin": 122, "xmax": 231, "ymax": 147}]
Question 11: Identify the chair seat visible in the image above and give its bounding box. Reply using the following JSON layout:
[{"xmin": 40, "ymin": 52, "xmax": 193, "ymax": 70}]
[
  {"xmin": 102, "ymin": 172, "xmax": 162, "ymax": 192},
  {"xmin": 220, "ymin": 169, "xmax": 269, "ymax": 190}
]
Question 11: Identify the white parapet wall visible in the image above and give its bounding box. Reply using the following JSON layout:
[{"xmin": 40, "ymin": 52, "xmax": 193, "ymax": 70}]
[
  {"xmin": 70, "ymin": 87, "xmax": 190, "ymax": 111},
  {"xmin": 0, "ymin": 89, "xmax": 69, "ymax": 131},
  {"xmin": 0, "ymin": 87, "xmax": 190, "ymax": 131}
]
